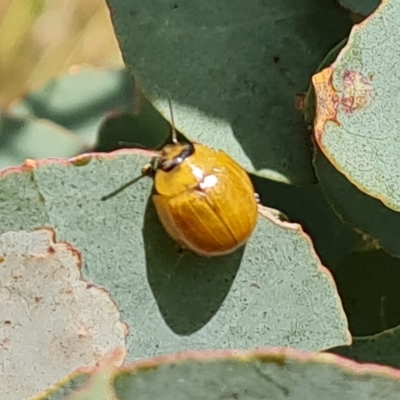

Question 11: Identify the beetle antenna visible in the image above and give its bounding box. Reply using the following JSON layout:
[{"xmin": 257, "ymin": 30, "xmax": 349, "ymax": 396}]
[
  {"xmin": 167, "ymin": 96, "xmax": 178, "ymax": 144},
  {"xmin": 100, "ymin": 172, "xmax": 150, "ymax": 201}
]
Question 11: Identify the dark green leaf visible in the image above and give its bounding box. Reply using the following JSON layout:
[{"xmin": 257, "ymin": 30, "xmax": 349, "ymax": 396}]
[{"xmin": 107, "ymin": 0, "xmax": 352, "ymax": 184}]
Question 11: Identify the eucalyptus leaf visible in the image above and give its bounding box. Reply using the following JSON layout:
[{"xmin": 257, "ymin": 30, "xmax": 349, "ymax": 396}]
[
  {"xmin": 331, "ymin": 325, "xmax": 400, "ymax": 370},
  {"xmin": 39, "ymin": 349, "xmax": 400, "ymax": 400},
  {"xmin": 107, "ymin": 0, "xmax": 352, "ymax": 184},
  {"xmin": 338, "ymin": 0, "xmax": 380, "ymax": 17},
  {"xmin": 0, "ymin": 150, "xmax": 349, "ymax": 361},
  {"xmin": 0, "ymin": 112, "xmax": 87, "ymax": 170},
  {"xmin": 312, "ymin": 0, "xmax": 400, "ymax": 211},
  {"xmin": 252, "ymin": 175, "xmax": 360, "ymax": 270},
  {"xmin": 315, "ymin": 150, "xmax": 400, "ymax": 259},
  {"xmin": 11, "ymin": 67, "xmax": 135, "ymax": 147},
  {"xmin": 333, "ymin": 248, "xmax": 400, "ymax": 336}
]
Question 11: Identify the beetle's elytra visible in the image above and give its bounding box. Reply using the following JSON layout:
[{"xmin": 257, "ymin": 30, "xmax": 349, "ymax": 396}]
[
  {"xmin": 152, "ymin": 141, "xmax": 258, "ymax": 257},
  {"xmin": 101, "ymin": 98, "xmax": 259, "ymax": 257}
]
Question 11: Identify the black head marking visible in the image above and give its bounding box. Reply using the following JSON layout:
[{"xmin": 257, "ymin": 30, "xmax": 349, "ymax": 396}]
[{"xmin": 160, "ymin": 142, "xmax": 195, "ymax": 172}]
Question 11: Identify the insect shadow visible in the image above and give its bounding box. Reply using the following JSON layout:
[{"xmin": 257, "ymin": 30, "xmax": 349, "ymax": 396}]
[{"xmin": 143, "ymin": 195, "xmax": 244, "ymax": 336}]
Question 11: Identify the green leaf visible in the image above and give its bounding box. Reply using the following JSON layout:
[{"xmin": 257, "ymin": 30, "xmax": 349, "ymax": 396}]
[
  {"xmin": 0, "ymin": 151, "xmax": 349, "ymax": 362},
  {"xmin": 0, "ymin": 112, "xmax": 87, "ymax": 170},
  {"xmin": 11, "ymin": 67, "xmax": 135, "ymax": 148},
  {"xmin": 60, "ymin": 351, "xmax": 121, "ymax": 400},
  {"xmin": 107, "ymin": 0, "xmax": 352, "ymax": 184},
  {"xmin": 332, "ymin": 248, "xmax": 400, "ymax": 337},
  {"xmin": 95, "ymin": 91, "xmax": 171, "ymax": 153},
  {"xmin": 331, "ymin": 325, "xmax": 400, "ymax": 370},
  {"xmin": 312, "ymin": 0, "xmax": 400, "ymax": 211},
  {"xmin": 39, "ymin": 348, "xmax": 400, "ymax": 400},
  {"xmin": 337, "ymin": 0, "xmax": 380, "ymax": 17},
  {"xmin": 252, "ymin": 175, "xmax": 360, "ymax": 270},
  {"xmin": 37, "ymin": 373, "xmax": 90, "ymax": 400},
  {"xmin": 315, "ymin": 150, "xmax": 400, "ymax": 259}
]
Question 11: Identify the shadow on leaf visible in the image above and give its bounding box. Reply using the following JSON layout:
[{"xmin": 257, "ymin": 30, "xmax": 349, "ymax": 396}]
[{"xmin": 143, "ymin": 197, "xmax": 244, "ymax": 335}]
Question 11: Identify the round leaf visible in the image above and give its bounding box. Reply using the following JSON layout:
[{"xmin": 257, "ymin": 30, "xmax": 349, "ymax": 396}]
[
  {"xmin": 333, "ymin": 248, "xmax": 400, "ymax": 337},
  {"xmin": 0, "ymin": 229, "xmax": 126, "ymax": 400},
  {"xmin": 312, "ymin": 0, "xmax": 400, "ymax": 211},
  {"xmin": 107, "ymin": 0, "xmax": 352, "ymax": 183},
  {"xmin": 338, "ymin": 0, "xmax": 380, "ymax": 17},
  {"xmin": 11, "ymin": 67, "xmax": 135, "ymax": 147},
  {"xmin": 315, "ymin": 150, "xmax": 400, "ymax": 259},
  {"xmin": 0, "ymin": 151, "xmax": 349, "ymax": 361},
  {"xmin": 39, "ymin": 348, "xmax": 400, "ymax": 400},
  {"xmin": 0, "ymin": 112, "xmax": 87, "ymax": 170},
  {"xmin": 332, "ymin": 325, "xmax": 400, "ymax": 370},
  {"xmin": 252, "ymin": 175, "xmax": 360, "ymax": 270}
]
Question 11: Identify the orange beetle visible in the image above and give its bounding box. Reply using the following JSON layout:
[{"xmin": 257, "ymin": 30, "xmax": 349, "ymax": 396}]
[
  {"xmin": 102, "ymin": 100, "xmax": 259, "ymax": 257},
  {"xmin": 149, "ymin": 102, "xmax": 258, "ymax": 257}
]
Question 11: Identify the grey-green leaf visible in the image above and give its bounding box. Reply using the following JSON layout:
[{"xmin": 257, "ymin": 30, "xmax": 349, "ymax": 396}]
[
  {"xmin": 315, "ymin": 150, "xmax": 400, "ymax": 259},
  {"xmin": 0, "ymin": 112, "xmax": 86, "ymax": 170},
  {"xmin": 107, "ymin": 0, "xmax": 352, "ymax": 183},
  {"xmin": 338, "ymin": 0, "xmax": 380, "ymax": 17},
  {"xmin": 313, "ymin": 0, "xmax": 400, "ymax": 211},
  {"xmin": 0, "ymin": 151, "xmax": 349, "ymax": 361},
  {"xmin": 331, "ymin": 325, "xmax": 400, "ymax": 370},
  {"xmin": 40, "ymin": 349, "xmax": 400, "ymax": 400},
  {"xmin": 11, "ymin": 67, "xmax": 135, "ymax": 147}
]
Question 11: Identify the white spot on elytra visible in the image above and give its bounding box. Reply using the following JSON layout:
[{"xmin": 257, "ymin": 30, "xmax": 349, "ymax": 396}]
[
  {"xmin": 199, "ymin": 175, "xmax": 218, "ymax": 189},
  {"xmin": 191, "ymin": 165, "xmax": 204, "ymax": 180}
]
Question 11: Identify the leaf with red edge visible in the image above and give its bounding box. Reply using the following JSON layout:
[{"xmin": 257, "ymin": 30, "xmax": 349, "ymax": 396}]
[
  {"xmin": 0, "ymin": 149, "xmax": 349, "ymax": 366},
  {"xmin": 37, "ymin": 348, "xmax": 400, "ymax": 400}
]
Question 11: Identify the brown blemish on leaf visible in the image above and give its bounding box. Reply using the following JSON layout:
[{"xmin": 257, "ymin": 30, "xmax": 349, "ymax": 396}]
[
  {"xmin": 70, "ymin": 156, "xmax": 93, "ymax": 167},
  {"xmin": 250, "ymin": 283, "xmax": 260, "ymax": 289},
  {"xmin": 339, "ymin": 70, "xmax": 375, "ymax": 114},
  {"xmin": 294, "ymin": 93, "xmax": 306, "ymax": 112},
  {"xmin": 311, "ymin": 67, "xmax": 340, "ymax": 143},
  {"xmin": 256, "ymin": 354, "xmax": 287, "ymax": 368},
  {"xmin": 1, "ymin": 338, "xmax": 11, "ymax": 350},
  {"xmin": 312, "ymin": 68, "xmax": 375, "ymax": 147}
]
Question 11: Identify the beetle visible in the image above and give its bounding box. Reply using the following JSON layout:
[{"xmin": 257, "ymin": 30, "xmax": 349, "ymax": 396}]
[{"xmin": 102, "ymin": 99, "xmax": 258, "ymax": 257}]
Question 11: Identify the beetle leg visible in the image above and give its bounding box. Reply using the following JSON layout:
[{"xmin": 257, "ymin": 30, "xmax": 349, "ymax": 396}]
[{"xmin": 141, "ymin": 162, "xmax": 155, "ymax": 176}]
